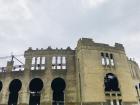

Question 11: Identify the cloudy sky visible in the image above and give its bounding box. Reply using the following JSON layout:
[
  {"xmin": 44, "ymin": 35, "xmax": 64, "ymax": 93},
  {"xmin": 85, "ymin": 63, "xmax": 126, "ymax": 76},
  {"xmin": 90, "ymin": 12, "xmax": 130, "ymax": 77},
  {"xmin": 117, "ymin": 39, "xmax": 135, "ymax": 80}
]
[{"xmin": 0, "ymin": 0, "xmax": 140, "ymax": 66}]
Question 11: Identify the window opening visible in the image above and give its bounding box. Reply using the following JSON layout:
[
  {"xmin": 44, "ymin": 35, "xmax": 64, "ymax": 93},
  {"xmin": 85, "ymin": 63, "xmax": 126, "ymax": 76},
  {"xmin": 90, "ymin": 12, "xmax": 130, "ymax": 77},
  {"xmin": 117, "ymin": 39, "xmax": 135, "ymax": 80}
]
[
  {"xmin": 41, "ymin": 57, "xmax": 46, "ymax": 70},
  {"xmin": 101, "ymin": 53, "xmax": 115, "ymax": 67},
  {"xmin": 52, "ymin": 56, "xmax": 57, "ymax": 69},
  {"xmin": 119, "ymin": 100, "xmax": 122, "ymax": 105},
  {"xmin": 57, "ymin": 56, "xmax": 61, "ymax": 69},
  {"xmin": 52, "ymin": 56, "xmax": 66, "ymax": 70},
  {"xmin": 29, "ymin": 78, "xmax": 43, "ymax": 105},
  {"xmin": 0, "ymin": 81, "xmax": 3, "ymax": 92},
  {"xmin": 8, "ymin": 79, "xmax": 22, "ymax": 105},
  {"xmin": 51, "ymin": 78, "xmax": 66, "ymax": 105},
  {"xmin": 31, "ymin": 57, "xmax": 36, "ymax": 70},
  {"xmin": 110, "ymin": 54, "xmax": 114, "ymax": 66},
  {"xmin": 104, "ymin": 73, "xmax": 119, "ymax": 91},
  {"xmin": 106, "ymin": 53, "xmax": 110, "ymax": 66},
  {"xmin": 113, "ymin": 100, "xmax": 117, "ymax": 105},
  {"xmin": 104, "ymin": 73, "xmax": 122, "ymax": 105},
  {"xmin": 31, "ymin": 57, "xmax": 46, "ymax": 70},
  {"xmin": 101, "ymin": 53, "xmax": 105, "ymax": 65}
]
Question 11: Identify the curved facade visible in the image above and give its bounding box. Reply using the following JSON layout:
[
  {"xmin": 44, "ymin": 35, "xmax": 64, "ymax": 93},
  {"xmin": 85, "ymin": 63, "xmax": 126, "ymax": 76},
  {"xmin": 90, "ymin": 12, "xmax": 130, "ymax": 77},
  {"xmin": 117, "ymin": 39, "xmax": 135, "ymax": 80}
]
[{"xmin": 0, "ymin": 38, "xmax": 140, "ymax": 105}]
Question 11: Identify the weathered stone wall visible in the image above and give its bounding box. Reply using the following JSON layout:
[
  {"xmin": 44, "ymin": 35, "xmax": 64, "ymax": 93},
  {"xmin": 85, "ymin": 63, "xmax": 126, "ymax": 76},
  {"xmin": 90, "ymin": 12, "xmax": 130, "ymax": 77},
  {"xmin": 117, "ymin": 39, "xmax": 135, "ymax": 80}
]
[
  {"xmin": 76, "ymin": 38, "xmax": 138, "ymax": 104},
  {"xmin": 0, "ymin": 47, "xmax": 77, "ymax": 105}
]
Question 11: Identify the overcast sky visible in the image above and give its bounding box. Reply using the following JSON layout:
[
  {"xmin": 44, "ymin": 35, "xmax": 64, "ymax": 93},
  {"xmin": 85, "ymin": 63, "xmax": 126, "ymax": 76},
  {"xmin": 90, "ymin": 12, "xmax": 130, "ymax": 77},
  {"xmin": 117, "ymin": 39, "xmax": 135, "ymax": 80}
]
[{"xmin": 0, "ymin": 0, "xmax": 140, "ymax": 66}]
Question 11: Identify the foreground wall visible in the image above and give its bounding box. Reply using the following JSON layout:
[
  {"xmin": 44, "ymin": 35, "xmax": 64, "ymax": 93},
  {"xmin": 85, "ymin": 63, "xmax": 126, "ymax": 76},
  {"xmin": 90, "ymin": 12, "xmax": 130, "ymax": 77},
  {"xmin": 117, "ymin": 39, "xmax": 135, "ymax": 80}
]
[{"xmin": 0, "ymin": 38, "xmax": 140, "ymax": 105}]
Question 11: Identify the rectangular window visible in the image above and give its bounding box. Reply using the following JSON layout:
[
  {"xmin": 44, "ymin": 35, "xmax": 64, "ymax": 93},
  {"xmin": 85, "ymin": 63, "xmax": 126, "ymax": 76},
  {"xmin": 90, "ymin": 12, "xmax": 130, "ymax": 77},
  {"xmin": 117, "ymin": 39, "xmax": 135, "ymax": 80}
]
[
  {"xmin": 62, "ymin": 56, "xmax": 66, "ymax": 69},
  {"xmin": 31, "ymin": 57, "xmax": 36, "ymax": 70},
  {"xmin": 110, "ymin": 54, "xmax": 115, "ymax": 66},
  {"xmin": 31, "ymin": 57, "xmax": 46, "ymax": 70},
  {"xmin": 36, "ymin": 57, "xmax": 40, "ymax": 70},
  {"xmin": 52, "ymin": 56, "xmax": 56, "ymax": 64},
  {"xmin": 52, "ymin": 56, "xmax": 56, "ymax": 69},
  {"xmin": 41, "ymin": 57, "xmax": 45, "ymax": 64},
  {"xmin": 106, "ymin": 53, "xmax": 110, "ymax": 65},
  {"xmin": 57, "ymin": 56, "xmax": 61, "ymax": 69},
  {"xmin": 41, "ymin": 57, "xmax": 46, "ymax": 70},
  {"xmin": 101, "ymin": 53, "xmax": 105, "ymax": 65},
  {"xmin": 57, "ymin": 56, "xmax": 61, "ymax": 64},
  {"xmin": 119, "ymin": 100, "xmax": 122, "ymax": 105},
  {"xmin": 62, "ymin": 65, "xmax": 66, "ymax": 69},
  {"xmin": 52, "ymin": 56, "xmax": 66, "ymax": 70},
  {"xmin": 62, "ymin": 56, "xmax": 66, "ymax": 64},
  {"xmin": 101, "ymin": 52, "xmax": 115, "ymax": 67}
]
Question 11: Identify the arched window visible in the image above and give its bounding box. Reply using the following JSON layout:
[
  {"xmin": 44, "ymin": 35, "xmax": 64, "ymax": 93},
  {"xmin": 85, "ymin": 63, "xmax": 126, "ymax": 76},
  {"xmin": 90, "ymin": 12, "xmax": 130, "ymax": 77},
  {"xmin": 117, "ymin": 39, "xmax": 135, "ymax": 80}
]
[
  {"xmin": 8, "ymin": 79, "xmax": 22, "ymax": 105},
  {"xmin": 104, "ymin": 73, "xmax": 119, "ymax": 91},
  {"xmin": 29, "ymin": 78, "xmax": 43, "ymax": 105},
  {"xmin": 51, "ymin": 78, "xmax": 66, "ymax": 105}
]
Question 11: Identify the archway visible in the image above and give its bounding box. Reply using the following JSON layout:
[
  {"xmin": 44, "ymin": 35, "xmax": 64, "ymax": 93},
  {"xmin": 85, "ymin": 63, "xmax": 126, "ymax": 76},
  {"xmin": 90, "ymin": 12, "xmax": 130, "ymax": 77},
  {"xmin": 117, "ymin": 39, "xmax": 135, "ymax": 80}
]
[
  {"xmin": 8, "ymin": 79, "xmax": 22, "ymax": 105},
  {"xmin": 51, "ymin": 78, "xmax": 66, "ymax": 105},
  {"xmin": 29, "ymin": 78, "xmax": 43, "ymax": 105},
  {"xmin": 104, "ymin": 73, "xmax": 120, "ymax": 91}
]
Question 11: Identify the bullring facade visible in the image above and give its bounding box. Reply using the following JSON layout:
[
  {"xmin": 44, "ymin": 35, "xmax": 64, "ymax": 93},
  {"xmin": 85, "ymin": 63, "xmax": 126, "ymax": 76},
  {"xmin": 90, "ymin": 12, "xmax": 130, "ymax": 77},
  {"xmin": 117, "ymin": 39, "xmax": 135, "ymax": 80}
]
[{"xmin": 0, "ymin": 38, "xmax": 140, "ymax": 105}]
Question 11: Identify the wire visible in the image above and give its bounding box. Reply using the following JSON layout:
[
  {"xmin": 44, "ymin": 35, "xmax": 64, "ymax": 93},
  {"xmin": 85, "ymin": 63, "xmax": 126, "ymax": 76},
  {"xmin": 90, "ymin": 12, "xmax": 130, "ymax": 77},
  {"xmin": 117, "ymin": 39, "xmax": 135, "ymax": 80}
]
[
  {"xmin": 0, "ymin": 54, "xmax": 24, "ymax": 59},
  {"xmin": 13, "ymin": 55, "xmax": 24, "ymax": 65}
]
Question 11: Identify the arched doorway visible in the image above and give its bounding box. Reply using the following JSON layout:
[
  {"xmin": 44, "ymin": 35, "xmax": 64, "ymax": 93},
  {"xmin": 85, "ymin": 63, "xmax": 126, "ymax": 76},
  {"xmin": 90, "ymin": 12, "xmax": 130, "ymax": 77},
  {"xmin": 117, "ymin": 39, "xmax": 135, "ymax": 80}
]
[
  {"xmin": 51, "ymin": 78, "xmax": 66, "ymax": 105},
  {"xmin": 29, "ymin": 78, "xmax": 43, "ymax": 105},
  {"xmin": 8, "ymin": 79, "xmax": 22, "ymax": 105}
]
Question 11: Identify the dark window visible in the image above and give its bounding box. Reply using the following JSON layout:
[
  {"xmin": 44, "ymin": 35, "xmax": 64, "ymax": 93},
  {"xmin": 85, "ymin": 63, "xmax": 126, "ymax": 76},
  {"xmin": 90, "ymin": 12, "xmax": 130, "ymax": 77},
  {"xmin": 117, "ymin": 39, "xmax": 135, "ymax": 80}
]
[
  {"xmin": 104, "ymin": 73, "xmax": 120, "ymax": 92},
  {"xmin": 119, "ymin": 100, "xmax": 122, "ymax": 105},
  {"xmin": 0, "ymin": 81, "xmax": 3, "ymax": 92},
  {"xmin": 101, "ymin": 52, "xmax": 104, "ymax": 57},
  {"xmin": 110, "ymin": 54, "xmax": 113, "ymax": 59},
  {"xmin": 113, "ymin": 100, "xmax": 117, "ymax": 105},
  {"xmin": 135, "ymin": 85, "xmax": 139, "ymax": 97},
  {"xmin": 106, "ymin": 53, "xmax": 109, "ymax": 57}
]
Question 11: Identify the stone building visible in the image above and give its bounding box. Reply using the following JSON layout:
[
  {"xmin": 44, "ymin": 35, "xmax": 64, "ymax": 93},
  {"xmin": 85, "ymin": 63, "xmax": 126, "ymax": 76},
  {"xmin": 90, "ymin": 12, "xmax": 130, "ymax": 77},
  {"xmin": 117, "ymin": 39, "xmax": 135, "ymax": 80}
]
[{"xmin": 0, "ymin": 38, "xmax": 140, "ymax": 105}]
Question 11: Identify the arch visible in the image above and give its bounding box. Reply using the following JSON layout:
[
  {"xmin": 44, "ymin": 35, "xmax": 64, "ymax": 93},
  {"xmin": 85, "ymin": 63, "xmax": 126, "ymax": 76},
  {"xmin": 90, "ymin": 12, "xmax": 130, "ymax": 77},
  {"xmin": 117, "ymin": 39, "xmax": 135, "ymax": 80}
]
[
  {"xmin": 9, "ymin": 79, "xmax": 22, "ymax": 93},
  {"xmin": 104, "ymin": 73, "xmax": 120, "ymax": 91},
  {"xmin": 29, "ymin": 78, "xmax": 44, "ymax": 105},
  {"xmin": 51, "ymin": 78, "xmax": 66, "ymax": 105},
  {"xmin": 8, "ymin": 79, "xmax": 22, "ymax": 105},
  {"xmin": 0, "ymin": 81, "xmax": 3, "ymax": 92},
  {"xmin": 29, "ymin": 78, "xmax": 43, "ymax": 92}
]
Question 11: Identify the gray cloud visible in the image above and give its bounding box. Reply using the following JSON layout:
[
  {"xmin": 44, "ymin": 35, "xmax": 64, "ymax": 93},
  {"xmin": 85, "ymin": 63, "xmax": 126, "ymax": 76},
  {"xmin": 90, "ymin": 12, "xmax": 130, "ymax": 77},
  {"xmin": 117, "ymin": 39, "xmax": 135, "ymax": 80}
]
[{"xmin": 0, "ymin": 0, "xmax": 140, "ymax": 65}]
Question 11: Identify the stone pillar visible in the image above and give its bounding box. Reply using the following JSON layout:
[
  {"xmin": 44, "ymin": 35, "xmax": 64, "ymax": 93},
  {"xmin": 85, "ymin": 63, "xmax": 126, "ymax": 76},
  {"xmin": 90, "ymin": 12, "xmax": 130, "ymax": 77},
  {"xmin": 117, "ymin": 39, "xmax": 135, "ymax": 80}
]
[
  {"xmin": 6, "ymin": 61, "xmax": 14, "ymax": 72},
  {"xmin": 20, "ymin": 55, "xmax": 31, "ymax": 104}
]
